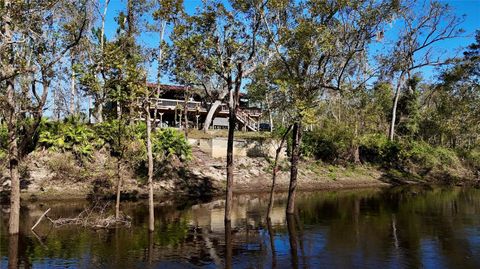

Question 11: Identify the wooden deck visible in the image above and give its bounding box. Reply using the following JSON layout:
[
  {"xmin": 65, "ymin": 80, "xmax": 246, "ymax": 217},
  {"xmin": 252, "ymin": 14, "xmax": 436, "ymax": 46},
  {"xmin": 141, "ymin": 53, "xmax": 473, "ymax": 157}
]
[{"xmin": 138, "ymin": 98, "xmax": 262, "ymax": 131}]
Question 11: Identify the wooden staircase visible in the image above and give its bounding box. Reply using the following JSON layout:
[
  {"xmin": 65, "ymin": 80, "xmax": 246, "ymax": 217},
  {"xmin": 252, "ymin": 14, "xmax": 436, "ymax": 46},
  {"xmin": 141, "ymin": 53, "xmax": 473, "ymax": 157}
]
[{"xmin": 236, "ymin": 109, "xmax": 258, "ymax": 131}]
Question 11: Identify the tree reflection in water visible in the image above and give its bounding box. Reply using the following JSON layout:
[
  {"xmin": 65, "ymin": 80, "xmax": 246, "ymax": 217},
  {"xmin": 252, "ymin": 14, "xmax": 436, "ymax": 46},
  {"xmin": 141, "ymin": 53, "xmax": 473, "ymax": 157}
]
[
  {"xmin": 1, "ymin": 186, "xmax": 480, "ymax": 268},
  {"xmin": 224, "ymin": 220, "xmax": 233, "ymax": 269},
  {"xmin": 287, "ymin": 213, "xmax": 299, "ymax": 269},
  {"xmin": 266, "ymin": 217, "xmax": 276, "ymax": 269},
  {"xmin": 8, "ymin": 233, "xmax": 18, "ymax": 269}
]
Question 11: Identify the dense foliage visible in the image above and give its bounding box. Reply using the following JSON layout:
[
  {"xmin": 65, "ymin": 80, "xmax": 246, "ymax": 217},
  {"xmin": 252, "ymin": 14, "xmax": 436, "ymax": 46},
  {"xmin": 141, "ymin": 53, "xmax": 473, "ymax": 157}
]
[
  {"xmin": 278, "ymin": 31, "xmax": 480, "ymax": 179},
  {"xmin": 36, "ymin": 117, "xmax": 191, "ymax": 176}
]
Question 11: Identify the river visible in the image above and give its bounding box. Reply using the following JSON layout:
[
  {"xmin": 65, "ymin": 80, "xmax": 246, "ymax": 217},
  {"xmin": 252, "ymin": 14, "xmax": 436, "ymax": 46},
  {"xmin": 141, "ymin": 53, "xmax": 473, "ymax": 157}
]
[{"xmin": 1, "ymin": 186, "xmax": 480, "ymax": 268}]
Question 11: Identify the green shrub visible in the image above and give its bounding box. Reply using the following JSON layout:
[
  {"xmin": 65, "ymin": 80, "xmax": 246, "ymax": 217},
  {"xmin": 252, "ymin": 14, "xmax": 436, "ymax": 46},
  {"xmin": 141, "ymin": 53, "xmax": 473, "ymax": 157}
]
[
  {"xmin": 359, "ymin": 134, "xmax": 460, "ymax": 172},
  {"xmin": 301, "ymin": 122, "xmax": 354, "ymax": 163},
  {"xmin": 460, "ymin": 148, "xmax": 480, "ymax": 171},
  {"xmin": 153, "ymin": 128, "xmax": 191, "ymax": 161},
  {"xmin": 433, "ymin": 146, "xmax": 459, "ymax": 167},
  {"xmin": 400, "ymin": 140, "xmax": 439, "ymax": 168},
  {"xmin": 398, "ymin": 141, "xmax": 459, "ymax": 169},
  {"xmin": 359, "ymin": 134, "xmax": 397, "ymax": 164},
  {"xmin": 39, "ymin": 116, "xmax": 102, "ymax": 160}
]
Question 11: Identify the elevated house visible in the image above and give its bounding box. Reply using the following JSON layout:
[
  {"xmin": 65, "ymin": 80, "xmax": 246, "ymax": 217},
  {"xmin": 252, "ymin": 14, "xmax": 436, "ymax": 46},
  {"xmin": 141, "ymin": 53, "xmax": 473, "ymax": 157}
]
[{"xmin": 141, "ymin": 83, "xmax": 262, "ymax": 131}]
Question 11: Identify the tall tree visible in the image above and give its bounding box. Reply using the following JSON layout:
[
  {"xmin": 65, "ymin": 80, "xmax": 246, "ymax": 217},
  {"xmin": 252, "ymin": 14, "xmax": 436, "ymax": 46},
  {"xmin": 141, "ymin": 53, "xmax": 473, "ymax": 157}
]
[
  {"xmin": 259, "ymin": 0, "xmax": 396, "ymax": 214},
  {"xmin": 420, "ymin": 30, "xmax": 480, "ymax": 148},
  {"xmin": 382, "ymin": 1, "xmax": 464, "ymax": 141},
  {"xmin": 170, "ymin": 0, "xmax": 262, "ymax": 222},
  {"xmin": 0, "ymin": 0, "xmax": 89, "ymax": 234}
]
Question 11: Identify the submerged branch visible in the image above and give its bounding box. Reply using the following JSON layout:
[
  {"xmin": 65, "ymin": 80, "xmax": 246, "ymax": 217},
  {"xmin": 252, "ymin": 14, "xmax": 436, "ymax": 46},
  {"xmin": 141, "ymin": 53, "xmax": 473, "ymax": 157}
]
[{"xmin": 31, "ymin": 202, "xmax": 131, "ymax": 230}]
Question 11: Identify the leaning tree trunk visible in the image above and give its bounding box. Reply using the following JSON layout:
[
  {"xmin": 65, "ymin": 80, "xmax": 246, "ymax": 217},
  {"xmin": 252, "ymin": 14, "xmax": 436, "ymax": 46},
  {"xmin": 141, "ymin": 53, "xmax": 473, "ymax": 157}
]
[
  {"xmin": 203, "ymin": 100, "xmax": 222, "ymax": 132},
  {"xmin": 267, "ymin": 125, "xmax": 292, "ymax": 219},
  {"xmin": 389, "ymin": 73, "xmax": 406, "ymax": 141},
  {"xmin": 286, "ymin": 121, "xmax": 302, "ymax": 215},
  {"xmin": 145, "ymin": 104, "xmax": 154, "ymax": 232},
  {"xmin": 5, "ymin": 0, "xmax": 20, "ymax": 235},
  {"xmin": 266, "ymin": 217, "xmax": 277, "ymax": 268}
]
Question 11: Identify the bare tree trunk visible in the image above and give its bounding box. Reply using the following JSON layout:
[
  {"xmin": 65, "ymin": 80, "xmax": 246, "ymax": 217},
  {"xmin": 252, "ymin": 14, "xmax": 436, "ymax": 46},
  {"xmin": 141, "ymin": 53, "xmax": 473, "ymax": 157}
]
[
  {"xmin": 389, "ymin": 73, "xmax": 406, "ymax": 141},
  {"xmin": 225, "ymin": 101, "xmax": 236, "ymax": 222},
  {"xmin": 7, "ymin": 84, "xmax": 20, "ymax": 235},
  {"xmin": 266, "ymin": 93, "xmax": 274, "ymax": 132},
  {"xmin": 152, "ymin": 87, "xmax": 160, "ymax": 130},
  {"xmin": 88, "ymin": 95, "xmax": 92, "ymax": 123},
  {"xmin": 269, "ymin": 110, "xmax": 274, "ymax": 132},
  {"xmin": 115, "ymin": 160, "xmax": 122, "ymax": 219},
  {"xmin": 96, "ymin": 0, "xmax": 110, "ymax": 124},
  {"xmin": 5, "ymin": 0, "xmax": 20, "ymax": 236},
  {"xmin": 203, "ymin": 100, "xmax": 222, "ymax": 132},
  {"xmin": 97, "ymin": 100, "xmax": 104, "ymax": 123},
  {"xmin": 352, "ymin": 117, "xmax": 360, "ymax": 164},
  {"xmin": 70, "ymin": 57, "xmax": 76, "ymax": 115},
  {"xmin": 184, "ymin": 91, "xmax": 189, "ymax": 138},
  {"xmin": 153, "ymin": 20, "xmax": 166, "ymax": 131},
  {"xmin": 286, "ymin": 121, "xmax": 302, "ymax": 215},
  {"xmin": 117, "ymin": 94, "xmax": 122, "ymax": 120},
  {"xmin": 100, "ymin": 0, "xmax": 110, "ymax": 54},
  {"xmin": 225, "ymin": 62, "xmax": 242, "ymax": 222},
  {"xmin": 267, "ymin": 125, "xmax": 292, "ymax": 219},
  {"xmin": 52, "ymin": 86, "xmax": 58, "ymax": 121},
  {"xmin": 126, "ymin": 0, "xmax": 135, "ymax": 126},
  {"xmin": 146, "ymin": 104, "xmax": 155, "ymax": 232},
  {"xmin": 115, "ymin": 114, "xmax": 123, "ymax": 219}
]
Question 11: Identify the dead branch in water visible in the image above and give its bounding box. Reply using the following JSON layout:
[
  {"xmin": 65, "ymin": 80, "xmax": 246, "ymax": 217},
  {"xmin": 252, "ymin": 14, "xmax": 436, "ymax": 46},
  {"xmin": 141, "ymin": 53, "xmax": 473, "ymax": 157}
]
[
  {"xmin": 31, "ymin": 202, "xmax": 131, "ymax": 230},
  {"xmin": 31, "ymin": 208, "xmax": 51, "ymax": 231}
]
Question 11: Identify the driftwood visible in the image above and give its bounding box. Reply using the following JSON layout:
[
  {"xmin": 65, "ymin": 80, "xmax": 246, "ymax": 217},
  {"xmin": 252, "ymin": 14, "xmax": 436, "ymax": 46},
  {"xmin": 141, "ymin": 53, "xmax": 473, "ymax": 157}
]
[
  {"xmin": 31, "ymin": 208, "xmax": 51, "ymax": 231},
  {"xmin": 31, "ymin": 202, "xmax": 131, "ymax": 230}
]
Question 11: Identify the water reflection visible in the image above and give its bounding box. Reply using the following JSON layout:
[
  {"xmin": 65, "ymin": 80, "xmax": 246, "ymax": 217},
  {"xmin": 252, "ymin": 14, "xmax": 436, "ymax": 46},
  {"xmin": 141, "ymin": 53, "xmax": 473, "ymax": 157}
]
[
  {"xmin": 7, "ymin": 233, "xmax": 18, "ymax": 269},
  {"xmin": 225, "ymin": 221, "xmax": 233, "ymax": 269},
  {"xmin": 287, "ymin": 213, "xmax": 299, "ymax": 269},
  {"xmin": 266, "ymin": 217, "xmax": 276, "ymax": 269},
  {"xmin": 1, "ymin": 186, "xmax": 480, "ymax": 268}
]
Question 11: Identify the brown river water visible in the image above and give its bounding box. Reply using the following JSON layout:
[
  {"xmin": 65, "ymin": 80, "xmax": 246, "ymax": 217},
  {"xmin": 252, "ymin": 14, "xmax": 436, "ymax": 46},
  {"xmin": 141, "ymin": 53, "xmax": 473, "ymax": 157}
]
[{"xmin": 1, "ymin": 185, "xmax": 480, "ymax": 268}]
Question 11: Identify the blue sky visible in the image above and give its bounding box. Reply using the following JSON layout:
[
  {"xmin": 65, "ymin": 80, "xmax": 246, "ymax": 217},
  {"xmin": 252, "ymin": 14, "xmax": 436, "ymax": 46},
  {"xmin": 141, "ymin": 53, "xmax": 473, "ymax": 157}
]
[{"xmin": 100, "ymin": 0, "xmax": 480, "ymax": 82}]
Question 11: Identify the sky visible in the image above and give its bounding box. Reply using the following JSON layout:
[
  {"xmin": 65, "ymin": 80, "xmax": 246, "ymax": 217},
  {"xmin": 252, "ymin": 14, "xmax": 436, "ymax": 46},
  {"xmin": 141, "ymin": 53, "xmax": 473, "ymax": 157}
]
[{"xmin": 100, "ymin": 0, "xmax": 480, "ymax": 83}]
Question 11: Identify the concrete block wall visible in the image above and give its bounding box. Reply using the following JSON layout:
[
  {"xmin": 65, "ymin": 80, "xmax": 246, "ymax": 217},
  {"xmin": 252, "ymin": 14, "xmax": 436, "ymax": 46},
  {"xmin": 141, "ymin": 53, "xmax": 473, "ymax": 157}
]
[{"xmin": 189, "ymin": 137, "xmax": 287, "ymax": 159}]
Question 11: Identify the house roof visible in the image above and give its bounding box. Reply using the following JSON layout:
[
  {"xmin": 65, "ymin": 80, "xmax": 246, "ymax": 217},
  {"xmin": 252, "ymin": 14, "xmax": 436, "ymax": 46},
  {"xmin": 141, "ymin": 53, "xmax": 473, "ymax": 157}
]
[
  {"xmin": 146, "ymin": 82, "xmax": 250, "ymax": 98},
  {"xmin": 146, "ymin": 83, "xmax": 190, "ymax": 91}
]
